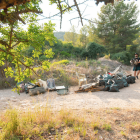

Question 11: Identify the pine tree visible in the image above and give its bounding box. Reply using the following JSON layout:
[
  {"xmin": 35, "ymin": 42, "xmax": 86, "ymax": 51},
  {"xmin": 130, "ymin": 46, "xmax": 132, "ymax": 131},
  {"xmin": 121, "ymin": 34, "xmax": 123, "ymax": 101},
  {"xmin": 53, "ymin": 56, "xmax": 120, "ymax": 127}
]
[{"xmin": 94, "ymin": 1, "xmax": 140, "ymax": 53}]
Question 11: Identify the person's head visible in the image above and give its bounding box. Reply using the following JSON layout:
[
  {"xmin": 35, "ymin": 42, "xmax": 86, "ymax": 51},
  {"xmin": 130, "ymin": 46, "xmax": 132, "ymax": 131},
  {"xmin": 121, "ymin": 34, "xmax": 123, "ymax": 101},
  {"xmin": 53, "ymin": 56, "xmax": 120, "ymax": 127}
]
[{"xmin": 135, "ymin": 53, "xmax": 139, "ymax": 58}]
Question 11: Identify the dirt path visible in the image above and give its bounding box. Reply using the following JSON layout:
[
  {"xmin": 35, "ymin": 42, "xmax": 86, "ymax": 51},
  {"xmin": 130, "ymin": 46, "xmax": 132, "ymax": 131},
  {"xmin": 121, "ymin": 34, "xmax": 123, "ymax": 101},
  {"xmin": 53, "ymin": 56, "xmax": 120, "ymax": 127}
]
[{"xmin": 0, "ymin": 78, "xmax": 140, "ymax": 112}]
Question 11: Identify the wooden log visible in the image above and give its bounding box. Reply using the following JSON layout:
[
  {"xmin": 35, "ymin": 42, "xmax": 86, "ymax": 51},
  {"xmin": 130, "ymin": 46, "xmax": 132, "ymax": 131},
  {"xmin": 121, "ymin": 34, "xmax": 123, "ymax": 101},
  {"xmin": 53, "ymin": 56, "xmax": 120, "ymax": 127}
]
[{"xmin": 29, "ymin": 87, "xmax": 46, "ymax": 96}]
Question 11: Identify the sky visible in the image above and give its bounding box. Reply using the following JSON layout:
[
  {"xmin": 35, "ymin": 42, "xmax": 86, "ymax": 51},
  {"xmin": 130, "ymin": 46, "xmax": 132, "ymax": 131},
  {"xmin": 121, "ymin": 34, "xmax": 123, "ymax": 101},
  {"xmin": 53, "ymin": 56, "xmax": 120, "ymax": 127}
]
[{"xmin": 38, "ymin": 0, "xmax": 140, "ymax": 32}]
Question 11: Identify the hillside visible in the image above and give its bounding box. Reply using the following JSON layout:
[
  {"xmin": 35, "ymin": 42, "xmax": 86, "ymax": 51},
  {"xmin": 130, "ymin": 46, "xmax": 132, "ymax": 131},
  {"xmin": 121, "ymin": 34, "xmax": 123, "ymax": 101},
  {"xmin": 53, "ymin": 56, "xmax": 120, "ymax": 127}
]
[{"xmin": 54, "ymin": 31, "xmax": 65, "ymax": 41}]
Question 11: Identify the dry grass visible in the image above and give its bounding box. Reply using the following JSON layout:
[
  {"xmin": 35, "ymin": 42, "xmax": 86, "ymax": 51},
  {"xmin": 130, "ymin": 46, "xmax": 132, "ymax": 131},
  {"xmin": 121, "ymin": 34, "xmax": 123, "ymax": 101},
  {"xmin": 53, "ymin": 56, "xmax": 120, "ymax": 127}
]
[
  {"xmin": 30, "ymin": 59, "xmax": 109, "ymax": 87},
  {"xmin": 0, "ymin": 107, "xmax": 140, "ymax": 140}
]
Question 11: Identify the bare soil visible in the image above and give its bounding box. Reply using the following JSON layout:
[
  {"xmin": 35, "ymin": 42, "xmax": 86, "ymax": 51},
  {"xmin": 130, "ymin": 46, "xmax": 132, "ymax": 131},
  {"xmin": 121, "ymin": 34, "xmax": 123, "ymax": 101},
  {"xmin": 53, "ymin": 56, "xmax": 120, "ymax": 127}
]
[
  {"xmin": 0, "ymin": 58, "xmax": 137, "ymax": 112},
  {"xmin": 0, "ymin": 78, "xmax": 140, "ymax": 112}
]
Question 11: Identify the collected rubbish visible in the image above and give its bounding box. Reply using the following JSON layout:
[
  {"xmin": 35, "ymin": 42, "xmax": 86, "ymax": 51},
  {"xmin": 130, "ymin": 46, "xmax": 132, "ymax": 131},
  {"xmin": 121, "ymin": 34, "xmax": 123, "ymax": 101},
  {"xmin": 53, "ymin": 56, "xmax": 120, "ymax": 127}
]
[
  {"xmin": 56, "ymin": 86, "xmax": 69, "ymax": 95},
  {"xmin": 47, "ymin": 78, "xmax": 56, "ymax": 91},
  {"xmin": 76, "ymin": 72, "xmax": 87, "ymax": 86},
  {"xmin": 75, "ymin": 65, "xmax": 135, "ymax": 93},
  {"xmin": 24, "ymin": 82, "xmax": 38, "ymax": 94},
  {"xmin": 38, "ymin": 79, "xmax": 48, "ymax": 90},
  {"xmin": 75, "ymin": 83, "xmax": 104, "ymax": 93},
  {"xmin": 16, "ymin": 64, "xmax": 135, "ymax": 95},
  {"xmin": 16, "ymin": 78, "xmax": 56, "ymax": 95},
  {"xmin": 29, "ymin": 87, "xmax": 46, "ymax": 96}
]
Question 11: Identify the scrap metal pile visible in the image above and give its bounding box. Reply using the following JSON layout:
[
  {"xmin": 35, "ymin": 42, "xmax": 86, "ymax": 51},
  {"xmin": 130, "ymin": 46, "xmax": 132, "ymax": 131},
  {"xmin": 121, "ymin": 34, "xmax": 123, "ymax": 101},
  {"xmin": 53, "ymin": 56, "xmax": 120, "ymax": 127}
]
[{"xmin": 75, "ymin": 65, "xmax": 135, "ymax": 93}]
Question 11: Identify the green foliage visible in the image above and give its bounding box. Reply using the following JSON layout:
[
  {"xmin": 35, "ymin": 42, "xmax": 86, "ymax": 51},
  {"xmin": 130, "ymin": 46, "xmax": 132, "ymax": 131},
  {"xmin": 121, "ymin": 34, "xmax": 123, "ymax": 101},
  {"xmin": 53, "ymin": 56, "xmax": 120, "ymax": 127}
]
[
  {"xmin": 0, "ymin": 1, "xmax": 56, "ymax": 87},
  {"xmin": 95, "ymin": 1, "xmax": 140, "ymax": 53},
  {"xmin": 64, "ymin": 25, "xmax": 78, "ymax": 46},
  {"xmin": 60, "ymin": 51, "xmax": 71, "ymax": 58},
  {"xmin": 25, "ymin": 46, "xmax": 35, "ymax": 57},
  {"xmin": 52, "ymin": 60, "xmax": 70, "ymax": 66},
  {"xmin": 78, "ymin": 25, "xmax": 89, "ymax": 47},
  {"xmin": 111, "ymin": 51, "xmax": 131, "ymax": 65},
  {"xmin": 39, "ymin": 55, "xmax": 47, "ymax": 61},
  {"xmin": 120, "ymin": 130, "xmax": 126, "ymax": 136},
  {"xmin": 86, "ymin": 42, "xmax": 107, "ymax": 59},
  {"xmin": 102, "ymin": 123, "xmax": 111, "ymax": 131},
  {"xmin": 81, "ymin": 50, "xmax": 89, "ymax": 58}
]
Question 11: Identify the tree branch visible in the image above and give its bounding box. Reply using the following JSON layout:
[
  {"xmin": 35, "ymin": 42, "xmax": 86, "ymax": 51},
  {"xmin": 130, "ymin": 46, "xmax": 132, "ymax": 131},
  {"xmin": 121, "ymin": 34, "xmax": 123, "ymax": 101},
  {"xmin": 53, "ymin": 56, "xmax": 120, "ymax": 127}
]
[
  {"xmin": 58, "ymin": 0, "xmax": 62, "ymax": 29},
  {"xmin": 0, "ymin": 47, "xmax": 40, "ymax": 77},
  {"xmin": 11, "ymin": 41, "xmax": 21, "ymax": 49},
  {"xmin": 0, "ymin": 40, "xmax": 9, "ymax": 47},
  {"xmin": 73, "ymin": 0, "xmax": 83, "ymax": 26},
  {"xmin": 38, "ymin": 0, "xmax": 88, "ymax": 21},
  {"xmin": 9, "ymin": 24, "xmax": 14, "ymax": 48},
  {"xmin": 18, "ymin": 9, "xmax": 43, "ymax": 14}
]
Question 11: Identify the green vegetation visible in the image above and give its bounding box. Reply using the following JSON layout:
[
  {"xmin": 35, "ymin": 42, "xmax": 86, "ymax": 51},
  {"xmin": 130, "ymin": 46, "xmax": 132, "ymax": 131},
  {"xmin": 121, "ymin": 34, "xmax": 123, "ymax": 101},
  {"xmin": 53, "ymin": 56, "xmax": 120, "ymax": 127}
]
[
  {"xmin": 102, "ymin": 123, "xmax": 112, "ymax": 131},
  {"xmin": 94, "ymin": 1, "xmax": 140, "ymax": 53},
  {"xmin": 51, "ymin": 60, "xmax": 70, "ymax": 66},
  {"xmin": 55, "ymin": 1, "xmax": 140, "ymax": 65},
  {"xmin": 120, "ymin": 131, "xmax": 126, "ymax": 136}
]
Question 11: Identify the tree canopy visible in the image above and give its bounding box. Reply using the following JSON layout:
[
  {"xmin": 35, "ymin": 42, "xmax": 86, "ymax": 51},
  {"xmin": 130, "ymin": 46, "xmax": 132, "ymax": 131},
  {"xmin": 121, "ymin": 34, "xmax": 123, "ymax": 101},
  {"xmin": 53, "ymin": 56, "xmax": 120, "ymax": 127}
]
[
  {"xmin": 0, "ymin": 0, "xmax": 56, "ymax": 90},
  {"xmin": 94, "ymin": 1, "xmax": 140, "ymax": 53}
]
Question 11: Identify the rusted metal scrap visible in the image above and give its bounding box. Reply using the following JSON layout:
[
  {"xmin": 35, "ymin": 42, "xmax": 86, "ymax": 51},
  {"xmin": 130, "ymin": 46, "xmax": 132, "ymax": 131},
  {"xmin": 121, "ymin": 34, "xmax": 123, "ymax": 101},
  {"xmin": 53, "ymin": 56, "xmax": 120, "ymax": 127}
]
[{"xmin": 75, "ymin": 83, "xmax": 104, "ymax": 93}]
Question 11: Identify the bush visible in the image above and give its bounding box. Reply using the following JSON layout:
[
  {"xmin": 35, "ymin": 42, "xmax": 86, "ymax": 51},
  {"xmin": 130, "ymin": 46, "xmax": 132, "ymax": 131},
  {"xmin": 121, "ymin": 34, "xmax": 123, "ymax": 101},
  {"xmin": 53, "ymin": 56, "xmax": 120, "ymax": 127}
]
[
  {"xmin": 52, "ymin": 60, "xmax": 70, "ymax": 66},
  {"xmin": 60, "ymin": 51, "xmax": 71, "ymax": 58},
  {"xmin": 81, "ymin": 49, "xmax": 89, "ymax": 58},
  {"xmin": 86, "ymin": 42, "xmax": 107, "ymax": 59},
  {"xmin": 111, "ymin": 51, "xmax": 131, "ymax": 65},
  {"xmin": 73, "ymin": 47, "xmax": 84, "ymax": 57},
  {"xmin": 39, "ymin": 55, "xmax": 47, "ymax": 61},
  {"xmin": 104, "ymin": 54, "xmax": 110, "ymax": 59}
]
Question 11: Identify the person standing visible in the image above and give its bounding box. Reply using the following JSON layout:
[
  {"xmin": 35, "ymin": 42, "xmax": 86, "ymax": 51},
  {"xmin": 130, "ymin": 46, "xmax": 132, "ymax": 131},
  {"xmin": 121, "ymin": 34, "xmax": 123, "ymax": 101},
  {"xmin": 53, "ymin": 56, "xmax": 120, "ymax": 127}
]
[{"xmin": 133, "ymin": 53, "xmax": 140, "ymax": 79}]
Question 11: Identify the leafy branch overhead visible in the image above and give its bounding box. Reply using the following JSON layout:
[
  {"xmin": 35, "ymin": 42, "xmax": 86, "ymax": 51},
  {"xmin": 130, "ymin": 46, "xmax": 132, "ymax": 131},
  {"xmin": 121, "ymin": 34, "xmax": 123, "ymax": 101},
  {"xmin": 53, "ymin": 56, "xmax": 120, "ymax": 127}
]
[{"xmin": 0, "ymin": 0, "xmax": 56, "ymax": 88}]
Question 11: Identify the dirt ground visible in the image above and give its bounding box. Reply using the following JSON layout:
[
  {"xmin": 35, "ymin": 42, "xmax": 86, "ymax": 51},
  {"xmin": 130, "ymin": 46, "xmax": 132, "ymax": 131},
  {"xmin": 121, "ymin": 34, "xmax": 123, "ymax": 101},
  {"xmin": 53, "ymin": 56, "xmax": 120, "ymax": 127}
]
[
  {"xmin": 0, "ymin": 58, "xmax": 138, "ymax": 112},
  {"xmin": 0, "ymin": 77, "xmax": 140, "ymax": 112}
]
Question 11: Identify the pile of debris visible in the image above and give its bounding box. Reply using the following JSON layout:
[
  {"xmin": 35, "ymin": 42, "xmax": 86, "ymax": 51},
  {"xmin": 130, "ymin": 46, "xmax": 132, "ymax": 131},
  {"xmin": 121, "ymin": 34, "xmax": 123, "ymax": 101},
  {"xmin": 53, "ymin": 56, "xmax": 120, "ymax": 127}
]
[
  {"xmin": 75, "ymin": 83, "xmax": 104, "ymax": 93},
  {"xmin": 17, "ymin": 78, "xmax": 68, "ymax": 96},
  {"xmin": 17, "ymin": 78, "xmax": 56, "ymax": 96},
  {"xmin": 75, "ymin": 65, "xmax": 135, "ymax": 93}
]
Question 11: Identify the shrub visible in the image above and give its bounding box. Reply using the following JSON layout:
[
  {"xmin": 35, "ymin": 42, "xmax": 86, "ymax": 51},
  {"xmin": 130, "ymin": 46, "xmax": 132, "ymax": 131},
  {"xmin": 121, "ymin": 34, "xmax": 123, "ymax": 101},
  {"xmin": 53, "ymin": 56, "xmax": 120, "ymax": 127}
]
[
  {"xmin": 104, "ymin": 54, "xmax": 110, "ymax": 59},
  {"xmin": 86, "ymin": 42, "xmax": 107, "ymax": 59},
  {"xmin": 111, "ymin": 51, "xmax": 131, "ymax": 65},
  {"xmin": 52, "ymin": 60, "xmax": 70, "ymax": 66},
  {"xmin": 60, "ymin": 51, "xmax": 71, "ymax": 58},
  {"xmin": 73, "ymin": 47, "xmax": 84, "ymax": 57},
  {"xmin": 80, "ymin": 49, "xmax": 89, "ymax": 58},
  {"xmin": 39, "ymin": 55, "xmax": 47, "ymax": 61},
  {"xmin": 102, "ymin": 123, "xmax": 111, "ymax": 131}
]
